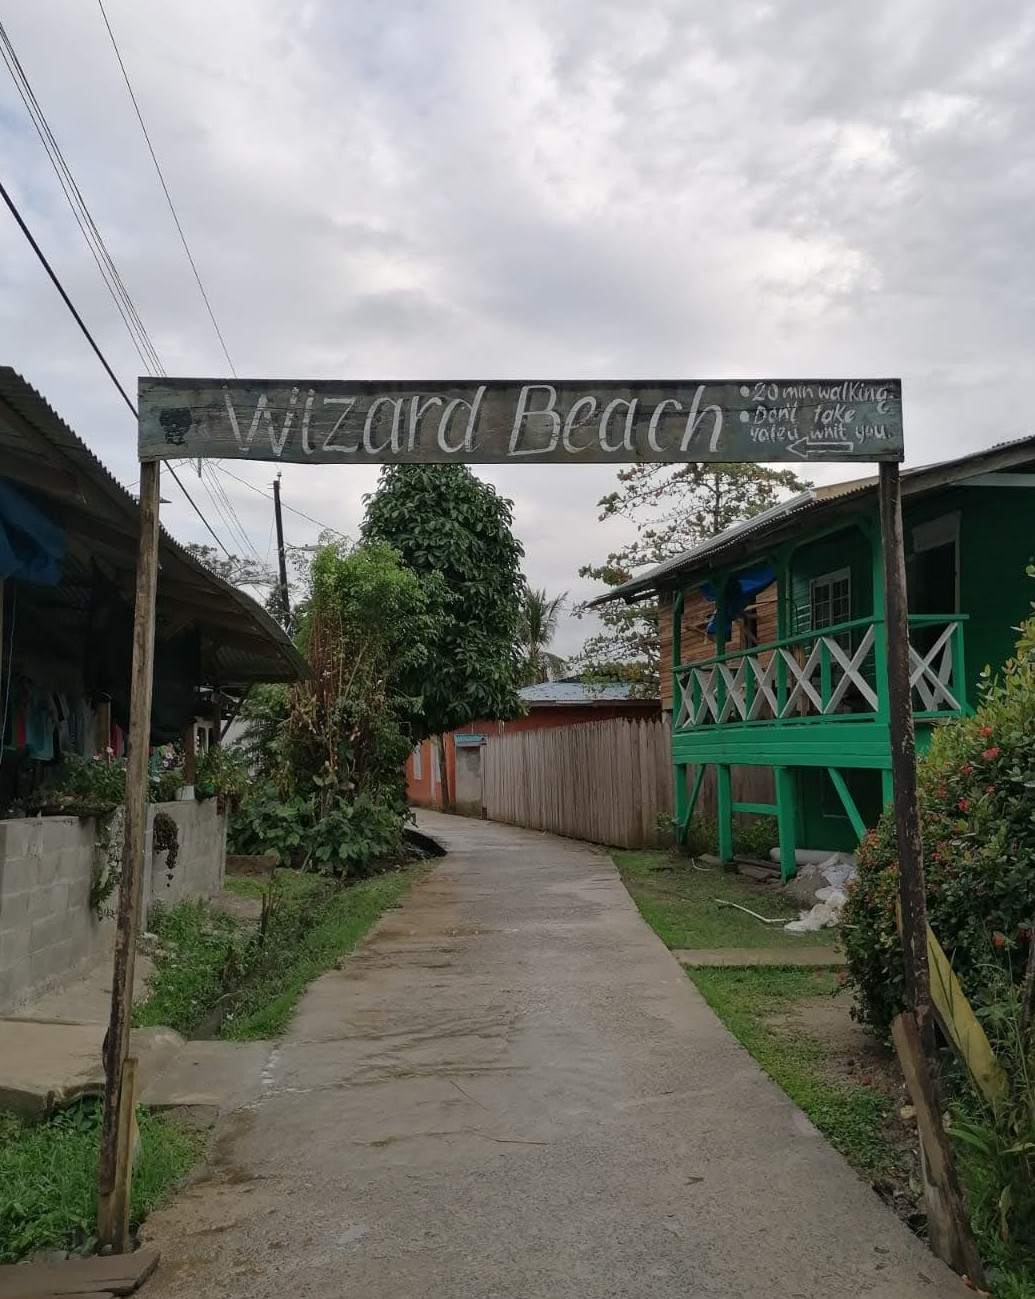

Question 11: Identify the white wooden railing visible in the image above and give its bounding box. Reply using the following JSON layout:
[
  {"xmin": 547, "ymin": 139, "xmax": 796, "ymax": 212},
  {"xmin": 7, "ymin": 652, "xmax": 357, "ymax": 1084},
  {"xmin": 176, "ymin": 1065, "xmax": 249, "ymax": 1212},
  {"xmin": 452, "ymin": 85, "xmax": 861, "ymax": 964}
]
[{"xmin": 674, "ymin": 615, "xmax": 966, "ymax": 730}]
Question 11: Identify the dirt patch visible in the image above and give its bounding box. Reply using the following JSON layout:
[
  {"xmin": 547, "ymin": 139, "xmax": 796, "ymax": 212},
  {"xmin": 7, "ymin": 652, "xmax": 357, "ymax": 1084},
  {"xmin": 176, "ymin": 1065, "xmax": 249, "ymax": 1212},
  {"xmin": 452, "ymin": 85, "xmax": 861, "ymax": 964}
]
[{"xmin": 766, "ymin": 992, "xmax": 924, "ymax": 1230}]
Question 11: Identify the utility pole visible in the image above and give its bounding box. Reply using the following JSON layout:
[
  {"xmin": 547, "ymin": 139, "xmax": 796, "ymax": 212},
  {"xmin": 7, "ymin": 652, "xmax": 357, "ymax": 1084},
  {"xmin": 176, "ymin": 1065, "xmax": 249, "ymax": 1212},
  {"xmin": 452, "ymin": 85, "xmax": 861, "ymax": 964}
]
[{"xmin": 272, "ymin": 473, "xmax": 290, "ymax": 626}]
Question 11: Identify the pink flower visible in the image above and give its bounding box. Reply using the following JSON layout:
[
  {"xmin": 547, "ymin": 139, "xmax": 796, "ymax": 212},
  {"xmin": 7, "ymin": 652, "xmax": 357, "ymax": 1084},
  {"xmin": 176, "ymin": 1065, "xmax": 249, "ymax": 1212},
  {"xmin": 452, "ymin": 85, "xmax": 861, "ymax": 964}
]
[
  {"xmin": 993, "ymin": 932, "xmax": 1006, "ymax": 950},
  {"xmin": 981, "ymin": 747, "xmax": 1001, "ymax": 761},
  {"xmin": 958, "ymin": 798, "xmax": 970, "ymax": 813}
]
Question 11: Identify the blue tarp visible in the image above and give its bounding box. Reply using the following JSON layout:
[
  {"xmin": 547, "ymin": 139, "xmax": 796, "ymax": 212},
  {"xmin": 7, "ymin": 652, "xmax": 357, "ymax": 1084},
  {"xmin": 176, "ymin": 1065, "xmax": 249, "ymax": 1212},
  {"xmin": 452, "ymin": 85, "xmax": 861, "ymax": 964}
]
[
  {"xmin": 0, "ymin": 477, "xmax": 66, "ymax": 585},
  {"xmin": 702, "ymin": 562, "xmax": 776, "ymax": 636}
]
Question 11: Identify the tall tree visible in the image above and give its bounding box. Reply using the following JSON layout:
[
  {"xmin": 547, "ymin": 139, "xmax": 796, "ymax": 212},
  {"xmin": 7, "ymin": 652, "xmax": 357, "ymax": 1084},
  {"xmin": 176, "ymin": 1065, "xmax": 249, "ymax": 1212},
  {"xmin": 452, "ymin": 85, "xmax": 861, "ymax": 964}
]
[
  {"xmin": 518, "ymin": 587, "xmax": 567, "ymax": 685},
  {"xmin": 361, "ymin": 465, "xmax": 526, "ymax": 747},
  {"xmin": 575, "ymin": 463, "xmax": 811, "ymax": 690}
]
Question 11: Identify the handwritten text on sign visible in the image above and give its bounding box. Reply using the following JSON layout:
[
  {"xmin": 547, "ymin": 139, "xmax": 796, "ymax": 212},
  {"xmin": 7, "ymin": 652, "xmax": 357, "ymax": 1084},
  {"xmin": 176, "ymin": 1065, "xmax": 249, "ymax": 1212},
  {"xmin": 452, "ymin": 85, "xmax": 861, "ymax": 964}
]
[{"xmin": 137, "ymin": 378, "xmax": 903, "ymax": 465}]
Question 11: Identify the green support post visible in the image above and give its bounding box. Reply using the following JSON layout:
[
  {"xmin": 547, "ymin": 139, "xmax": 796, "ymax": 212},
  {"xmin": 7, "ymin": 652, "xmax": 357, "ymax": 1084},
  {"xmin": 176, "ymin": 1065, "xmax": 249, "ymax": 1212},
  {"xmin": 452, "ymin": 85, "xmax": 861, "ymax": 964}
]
[
  {"xmin": 716, "ymin": 764, "xmax": 734, "ymax": 862},
  {"xmin": 674, "ymin": 763, "xmax": 688, "ymax": 843},
  {"xmin": 775, "ymin": 766, "xmax": 797, "ymax": 882}
]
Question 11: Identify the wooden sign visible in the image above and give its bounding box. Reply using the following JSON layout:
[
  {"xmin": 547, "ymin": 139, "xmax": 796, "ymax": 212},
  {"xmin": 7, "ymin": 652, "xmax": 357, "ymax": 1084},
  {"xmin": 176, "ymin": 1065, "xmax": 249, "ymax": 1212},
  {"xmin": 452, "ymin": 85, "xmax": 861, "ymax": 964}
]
[{"xmin": 138, "ymin": 378, "xmax": 903, "ymax": 465}]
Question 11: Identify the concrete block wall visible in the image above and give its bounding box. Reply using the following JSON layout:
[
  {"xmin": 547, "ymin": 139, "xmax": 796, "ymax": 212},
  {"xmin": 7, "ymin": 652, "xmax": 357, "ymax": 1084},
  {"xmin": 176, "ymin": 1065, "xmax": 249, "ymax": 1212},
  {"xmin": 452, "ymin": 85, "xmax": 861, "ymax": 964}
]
[
  {"xmin": 0, "ymin": 800, "xmax": 225, "ymax": 1014},
  {"xmin": 141, "ymin": 799, "xmax": 226, "ymax": 918}
]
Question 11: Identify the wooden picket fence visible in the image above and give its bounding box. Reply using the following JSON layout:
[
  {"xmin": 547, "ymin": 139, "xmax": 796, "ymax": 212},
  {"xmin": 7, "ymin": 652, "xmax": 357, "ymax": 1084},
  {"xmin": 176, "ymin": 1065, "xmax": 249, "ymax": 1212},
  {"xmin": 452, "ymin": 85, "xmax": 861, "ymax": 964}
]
[{"xmin": 482, "ymin": 717, "xmax": 675, "ymax": 848}]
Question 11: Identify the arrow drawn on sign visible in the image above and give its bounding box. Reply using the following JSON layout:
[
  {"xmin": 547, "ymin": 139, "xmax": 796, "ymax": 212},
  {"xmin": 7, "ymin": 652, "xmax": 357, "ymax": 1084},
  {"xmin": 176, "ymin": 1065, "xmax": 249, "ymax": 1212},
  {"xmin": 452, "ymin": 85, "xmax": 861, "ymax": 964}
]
[{"xmin": 787, "ymin": 436, "xmax": 855, "ymax": 459}]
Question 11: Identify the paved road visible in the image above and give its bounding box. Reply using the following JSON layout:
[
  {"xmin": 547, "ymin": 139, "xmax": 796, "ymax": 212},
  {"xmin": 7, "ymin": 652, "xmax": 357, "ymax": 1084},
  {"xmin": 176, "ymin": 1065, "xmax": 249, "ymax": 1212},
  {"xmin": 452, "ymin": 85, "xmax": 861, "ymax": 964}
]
[{"xmin": 143, "ymin": 814, "xmax": 966, "ymax": 1298}]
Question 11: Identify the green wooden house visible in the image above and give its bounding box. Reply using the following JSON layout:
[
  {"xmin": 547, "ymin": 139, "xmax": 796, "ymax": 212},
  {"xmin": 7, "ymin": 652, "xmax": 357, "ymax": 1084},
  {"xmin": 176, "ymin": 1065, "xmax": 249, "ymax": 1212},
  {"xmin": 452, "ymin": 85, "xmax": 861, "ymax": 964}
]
[{"xmin": 591, "ymin": 437, "xmax": 1035, "ymax": 879}]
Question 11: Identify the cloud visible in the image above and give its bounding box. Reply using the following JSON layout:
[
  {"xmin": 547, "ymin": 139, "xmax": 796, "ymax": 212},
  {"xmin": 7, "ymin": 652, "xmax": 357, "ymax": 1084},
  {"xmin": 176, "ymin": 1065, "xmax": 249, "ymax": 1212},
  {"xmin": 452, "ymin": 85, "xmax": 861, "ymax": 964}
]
[{"xmin": 1, "ymin": 0, "xmax": 1034, "ymax": 658}]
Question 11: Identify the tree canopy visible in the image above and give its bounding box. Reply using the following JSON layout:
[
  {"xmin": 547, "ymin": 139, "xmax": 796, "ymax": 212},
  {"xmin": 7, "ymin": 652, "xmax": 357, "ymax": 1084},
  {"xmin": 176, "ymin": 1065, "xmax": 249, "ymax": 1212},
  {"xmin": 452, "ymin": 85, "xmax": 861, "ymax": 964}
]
[
  {"xmin": 576, "ymin": 463, "xmax": 810, "ymax": 690},
  {"xmin": 518, "ymin": 587, "xmax": 567, "ymax": 686},
  {"xmin": 361, "ymin": 464, "xmax": 526, "ymax": 736}
]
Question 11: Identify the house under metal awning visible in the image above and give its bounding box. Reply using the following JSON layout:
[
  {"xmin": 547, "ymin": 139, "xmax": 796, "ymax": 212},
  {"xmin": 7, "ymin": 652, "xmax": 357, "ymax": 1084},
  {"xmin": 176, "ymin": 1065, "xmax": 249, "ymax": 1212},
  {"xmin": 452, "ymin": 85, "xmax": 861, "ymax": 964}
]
[{"xmin": 0, "ymin": 367, "xmax": 305, "ymax": 774}]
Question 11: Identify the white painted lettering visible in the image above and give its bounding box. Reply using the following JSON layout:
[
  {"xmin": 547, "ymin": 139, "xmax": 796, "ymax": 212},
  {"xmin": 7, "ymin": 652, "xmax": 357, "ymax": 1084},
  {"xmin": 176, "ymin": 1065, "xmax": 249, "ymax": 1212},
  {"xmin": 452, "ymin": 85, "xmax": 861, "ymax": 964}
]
[
  {"xmin": 509, "ymin": 385, "xmax": 561, "ymax": 456},
  {"xmin": 562, "ymin": 396, "xmax": 598, "ymax": 452},
  {"xmin": 300, "ymin": 389, "xmax": 317, "ymax": 455},
  {"xmin": 647, "ymin": 399, "xmax": 683, "ymax": 452},
  {"xmin": 680, "ymin": 384, "xmax": 723, "ymax": 453},
  {"xmin": 438, "ymin": 386, "xmax": 486, "ymax": 454},
  {"xmin": 408, "ymin": 395, "xmax": 444, "ymax": 451},
  {"xmin": 598, "ymin": 398, "xmax": 638, "ymax": 452},
  {"xmin": 321, "ymin": 397, "xmax": 360, "ymax": 453},
  {"xmin": 363, "ymin": 396, "xmax": 405, "ymax": 454}
]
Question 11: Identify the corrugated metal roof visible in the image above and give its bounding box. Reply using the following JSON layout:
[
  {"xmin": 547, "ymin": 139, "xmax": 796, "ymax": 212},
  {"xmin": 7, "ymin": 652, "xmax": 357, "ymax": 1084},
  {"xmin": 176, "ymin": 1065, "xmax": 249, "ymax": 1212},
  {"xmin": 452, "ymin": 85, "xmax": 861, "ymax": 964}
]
[
  {"xmin": 590, "ymin": 436, "xmax": 1035, "ymax": 605},
  {"xmin": 518, "ymin": 680, "xmax": 653, "ymax": 704},
  {"xmin": 0, "ymin": 368, "xmax": 306, "ymax": 685}
]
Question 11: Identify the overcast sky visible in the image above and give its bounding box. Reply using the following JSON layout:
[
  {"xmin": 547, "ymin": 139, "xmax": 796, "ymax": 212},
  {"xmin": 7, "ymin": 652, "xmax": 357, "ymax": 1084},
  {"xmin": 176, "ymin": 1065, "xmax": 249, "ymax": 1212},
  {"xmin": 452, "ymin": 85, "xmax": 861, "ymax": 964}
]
[{"xmin": 1, "ymin": 1, "xmax": 1033, "ymax": 655}]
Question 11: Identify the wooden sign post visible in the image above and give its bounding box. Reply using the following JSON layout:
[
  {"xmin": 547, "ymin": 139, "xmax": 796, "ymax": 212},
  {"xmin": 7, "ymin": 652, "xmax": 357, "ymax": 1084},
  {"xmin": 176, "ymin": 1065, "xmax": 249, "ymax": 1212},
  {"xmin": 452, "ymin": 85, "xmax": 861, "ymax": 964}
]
[
  {"xmin": 97, "ymin": 460, "xmax": 160, "ymax": 1250},
  {"xmin": 105, "ymin": 372, "xmax": 978, "ymax": 1280}
]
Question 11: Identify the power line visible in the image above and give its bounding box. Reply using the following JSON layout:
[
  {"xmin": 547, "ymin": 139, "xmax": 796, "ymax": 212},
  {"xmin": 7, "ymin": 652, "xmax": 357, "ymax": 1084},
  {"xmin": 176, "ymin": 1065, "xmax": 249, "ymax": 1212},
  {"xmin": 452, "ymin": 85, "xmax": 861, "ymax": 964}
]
[
  {"xmin": 95, "ymin": 0, "xmax": 237, "ymax": 377},
  {"xmin": 0, "ymin": 177, "xmax": 236, "ymax": 560},
  {"xmin": 0, "ymin": 17, "xmax": 164, "ymax": 377},
  {"xmin": 0, "ymin": 176, "xmax": 138, "ymax": 418},
  {"xmin": 213, "ymin": 463, "xmax": 349, "ymax": 538}
]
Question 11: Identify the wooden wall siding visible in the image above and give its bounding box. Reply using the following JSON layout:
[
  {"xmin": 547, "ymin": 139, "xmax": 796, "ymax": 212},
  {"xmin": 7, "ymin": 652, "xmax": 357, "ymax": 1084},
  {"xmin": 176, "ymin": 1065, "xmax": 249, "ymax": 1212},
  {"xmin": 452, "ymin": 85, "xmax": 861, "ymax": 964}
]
[
  {"xmin": 483, "ymin": 718, "xmax": 674, "ymax": 848},
  {"xmin": 658, "ymin": 584, "xmax": 779, "ymax": 711},
  {"xmin": 481, "ymin": 717, "xmax": 777, "ymax": 848}
]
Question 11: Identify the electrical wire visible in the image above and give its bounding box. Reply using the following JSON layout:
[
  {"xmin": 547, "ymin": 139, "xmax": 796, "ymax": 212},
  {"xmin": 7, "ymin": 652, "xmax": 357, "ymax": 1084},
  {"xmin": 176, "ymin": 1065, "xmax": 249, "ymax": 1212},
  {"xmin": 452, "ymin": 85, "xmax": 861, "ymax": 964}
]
[
  {"xmin": 95, "ymin": 0, "xmax": 237, "ymax": 377},
  {"xmin": 0, "ymin": 18, "xmax": 164, "ymax": 377},
  {"xmin": 214, "ymin": 463, "xmax": 349, "ymax": 538},
  {"xmin": 0, "ymin": 176, "xmax": 138, "ymax": 418},
  {"xmin": 0, "ymin": 173, "xmax": 238, "ymax": 561}
]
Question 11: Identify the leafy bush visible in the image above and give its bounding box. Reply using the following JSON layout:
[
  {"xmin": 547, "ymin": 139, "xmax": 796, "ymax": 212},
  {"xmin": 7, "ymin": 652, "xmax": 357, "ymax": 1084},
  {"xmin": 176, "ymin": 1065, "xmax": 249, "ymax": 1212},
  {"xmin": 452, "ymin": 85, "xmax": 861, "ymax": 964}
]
[
  {"xmin": 194, "ymin": 745, "xmax": 247, "ymax": 812},
  {"xmin": 228, "ymin": 783, "xmax": 313, "ymax": 867},
  {"xmin": 842, "ymin": 602, "xmax": 1035, "ymax": 1035},
  {"xmin": 0, "ymin": 1101, "xmax": 199, "ymax": 1263},
  {"xmin": 230, "ymin": 542, "xmax": 433, "ymax": 878}
]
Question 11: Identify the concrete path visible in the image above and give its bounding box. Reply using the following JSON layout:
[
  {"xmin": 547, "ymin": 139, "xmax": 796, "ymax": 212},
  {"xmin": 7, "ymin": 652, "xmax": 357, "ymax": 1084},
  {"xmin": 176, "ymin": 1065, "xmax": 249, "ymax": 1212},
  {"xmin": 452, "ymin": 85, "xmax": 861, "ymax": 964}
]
[{"xmin": 141, "ymin": 814, "xmax": 966, "ymax": 1299}]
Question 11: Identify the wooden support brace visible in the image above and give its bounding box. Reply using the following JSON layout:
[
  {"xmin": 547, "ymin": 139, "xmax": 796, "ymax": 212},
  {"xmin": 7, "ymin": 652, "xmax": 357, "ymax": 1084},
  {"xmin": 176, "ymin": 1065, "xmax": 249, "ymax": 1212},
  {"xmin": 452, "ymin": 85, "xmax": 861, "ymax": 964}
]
[{"xmin": 827, "ymin": 768, "xmax": 868, "ymax": 842}]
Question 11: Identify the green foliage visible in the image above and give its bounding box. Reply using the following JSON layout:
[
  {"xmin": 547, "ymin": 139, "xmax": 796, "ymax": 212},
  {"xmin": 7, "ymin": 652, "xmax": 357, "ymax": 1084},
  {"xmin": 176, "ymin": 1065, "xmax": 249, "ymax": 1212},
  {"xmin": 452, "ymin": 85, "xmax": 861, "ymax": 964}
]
[
  {"xmin": 231, "ymin": 541, "xmax": 435, "ymax": 877},
  {"xmin": 575, "ymin": 463, "xmax": 810, "ymax": 688},
  {"xmin": 841, "ymin": 601, "xmax": 1035, "ymax": 1036},
  {"xmin": 517, "ymin": 586, "xmax": 567, "ymax": 685},
  {"xmin": 194, "ymin": 745, "xmax": 247, "ymax": 811},
  {"xmin": 27, "ymin": 753, "xmax": 128, "ymax": 818},
  {"xmin": 152, "ymin": 810, "xmax": 180, "ymax": 887},
  {"xmin": 362, "ymin": 464, "xmax": 525, "ymax": 735},
  {"xmin": 945, "ymin": 973, "xmax": 1035, "ymax": 1296},
  {"xmin": 135, "ymin": 864, "xmax": 428, "ymax": 1040},
  {"xmin": 228, "ymin": 783, "xmax": 312, "ymax": 867},
  {"xmin": 689, "ymin": 967, "xmax": 900, "ymax": 1183},
  {"xmin": 615, "ymin": 849, "xmax": 829, "ymax": 950},
  {"xmin": 0, "ymin": 1102, "xmax": 200, "ymax": 1263}
]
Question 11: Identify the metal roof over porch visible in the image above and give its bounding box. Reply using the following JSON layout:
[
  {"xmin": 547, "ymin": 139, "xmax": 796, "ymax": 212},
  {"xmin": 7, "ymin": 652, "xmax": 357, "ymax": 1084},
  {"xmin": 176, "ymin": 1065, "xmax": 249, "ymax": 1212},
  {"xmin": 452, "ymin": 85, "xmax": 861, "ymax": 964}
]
[
  {"xmin": 0, "ymin": 367, "xmax": 306, "ymax": 687},
  {"xmin": 590, "ymin": 434, "xmax": 1035, "ymax": 606}
]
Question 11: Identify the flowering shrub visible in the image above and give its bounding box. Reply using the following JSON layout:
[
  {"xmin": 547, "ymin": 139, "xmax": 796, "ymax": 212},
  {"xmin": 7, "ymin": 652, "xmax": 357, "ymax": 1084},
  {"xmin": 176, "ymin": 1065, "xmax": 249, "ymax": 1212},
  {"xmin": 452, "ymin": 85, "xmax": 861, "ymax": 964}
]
[{"xmin": 841, "ymin": 602, "xmax": 1035, "ymax": 1034}]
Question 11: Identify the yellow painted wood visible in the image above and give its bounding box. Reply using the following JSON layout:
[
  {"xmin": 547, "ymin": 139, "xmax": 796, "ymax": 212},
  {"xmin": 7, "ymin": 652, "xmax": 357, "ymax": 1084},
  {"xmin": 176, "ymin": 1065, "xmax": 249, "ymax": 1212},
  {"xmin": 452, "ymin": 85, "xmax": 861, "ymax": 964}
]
[{"xmin": 927, "ymin": 925, "xmax": 1009, "ymax": 1106}]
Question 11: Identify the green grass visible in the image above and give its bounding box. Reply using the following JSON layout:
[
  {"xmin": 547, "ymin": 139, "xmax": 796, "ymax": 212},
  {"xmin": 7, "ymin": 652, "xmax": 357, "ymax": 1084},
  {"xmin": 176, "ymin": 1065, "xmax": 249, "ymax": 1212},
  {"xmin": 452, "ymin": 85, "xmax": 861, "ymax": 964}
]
[
  {"xmin": 222, "ymin": 868, "xmax": 325, "ymax": 903},
  {"xmin": 225, "ymin": 864, "xmax": 428, "ymax": 1039},
  {"xmin": 0, "ymin": 1102, "xmax": 202, "ymax": 1263},
  {"xmin": 615, "ymin": 850, "xmax": 833, "ymax": 951},
  {"xmin": 136, "ymin": 863, "xmax": 429, "ymax": 1041},
  {"xmin": 688, "ymin": 966, "xmax": 900, "ymax": 1181}
]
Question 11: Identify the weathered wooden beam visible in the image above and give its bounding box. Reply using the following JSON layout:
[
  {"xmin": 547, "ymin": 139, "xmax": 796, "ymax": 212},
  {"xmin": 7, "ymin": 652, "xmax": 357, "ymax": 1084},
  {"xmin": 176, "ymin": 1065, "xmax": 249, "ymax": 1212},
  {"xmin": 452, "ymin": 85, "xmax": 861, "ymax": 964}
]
[
  {"xmin": 878, "ymin": 461, "xmax": 933, "ymax": 1042},
  {"xmin": 890, "ymin": 1013, "xmax": 986, "ymax": 1287},
  {"xmin": 138, "ymin": 377, "xmax": 904, "ymax": 466},
  {"xmin": 97, "ymin": 461, "xmax": 160, "ymax": 1252}
]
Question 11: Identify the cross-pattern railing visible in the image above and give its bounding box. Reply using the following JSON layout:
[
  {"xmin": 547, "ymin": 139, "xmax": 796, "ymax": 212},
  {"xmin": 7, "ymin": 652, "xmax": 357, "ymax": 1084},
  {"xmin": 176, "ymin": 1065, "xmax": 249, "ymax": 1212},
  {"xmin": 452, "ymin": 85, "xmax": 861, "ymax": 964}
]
[{"xmin": 674, "ymin": 614, "xmax": 966, "ymax": 731}]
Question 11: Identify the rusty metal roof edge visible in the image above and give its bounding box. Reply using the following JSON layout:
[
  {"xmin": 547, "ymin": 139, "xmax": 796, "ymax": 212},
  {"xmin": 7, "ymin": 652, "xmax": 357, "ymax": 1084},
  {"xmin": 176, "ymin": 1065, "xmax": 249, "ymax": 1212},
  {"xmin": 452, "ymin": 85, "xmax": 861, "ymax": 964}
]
[
  {"xmin": 0, "ymin": 367, "xmax": 307, "ymax": 682},
  {"xmin": 589, "ymin": 434, "xmax": 1035, "ymax": 606}
]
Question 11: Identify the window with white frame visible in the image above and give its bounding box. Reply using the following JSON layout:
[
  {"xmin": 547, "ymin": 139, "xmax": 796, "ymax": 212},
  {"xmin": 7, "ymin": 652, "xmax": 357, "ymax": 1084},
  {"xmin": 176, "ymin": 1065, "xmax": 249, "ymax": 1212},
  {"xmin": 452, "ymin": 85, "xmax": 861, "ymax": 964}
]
[
  {"xmin": 411, "ymin": 744, "xmax": 423, "ymax": 780},
  {"xmin": 810, "ymin": 568, "xmax": 851, "ymax": 631}
]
